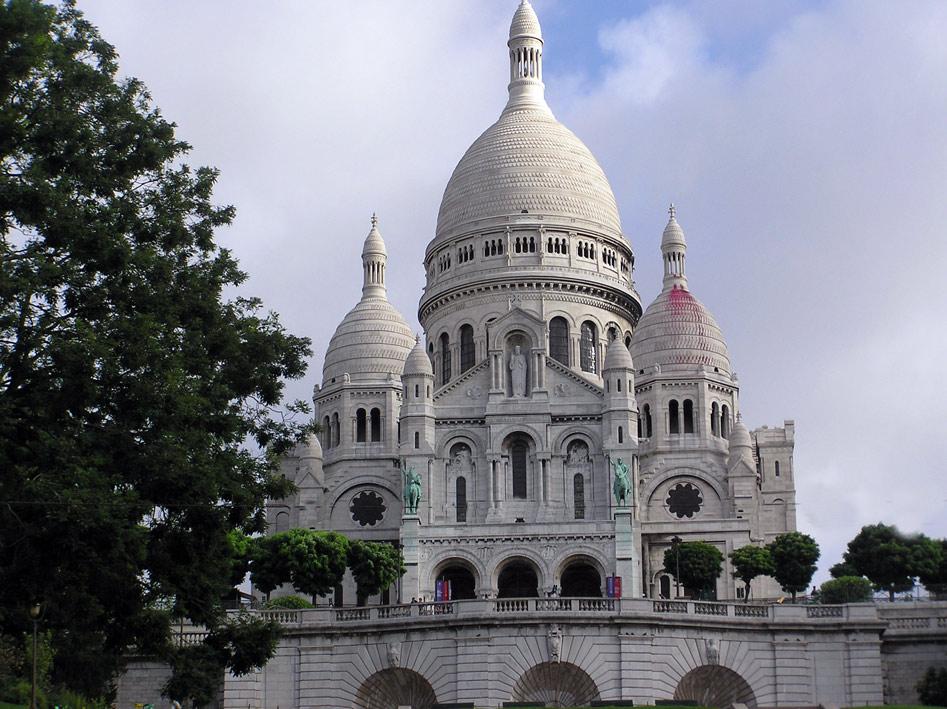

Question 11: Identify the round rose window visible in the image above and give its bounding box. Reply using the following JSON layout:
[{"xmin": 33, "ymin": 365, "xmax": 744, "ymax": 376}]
[
  {"xmin": 350, "ymin": 490, "xmax": 386, "ymax": 526},
  {"xmin": 666, "ymin": 483, "xmax": 702, "ymax": 519}
]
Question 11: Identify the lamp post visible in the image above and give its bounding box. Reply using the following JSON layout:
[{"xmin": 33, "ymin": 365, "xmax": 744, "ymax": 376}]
[
  {"xmin": 671, "ymin": 536, "xmax": 682, "ymax": 599},
  {"xmin": 30, "ymin": 603, "xmax": 41, "ymax": 709}
]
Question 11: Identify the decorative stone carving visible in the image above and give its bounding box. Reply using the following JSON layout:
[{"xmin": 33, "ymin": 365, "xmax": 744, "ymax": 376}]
[
  {"xmin": 705, "ymin": 638, "xmax": 720, "ymax": 665},
  {"xmin": 465, "ymin": 386, "xmax": 482, "ymax": 398},
  {"xmin": 387, "ymin": 641, "xmax": 402, "ymax": 667},
  {"xmin": 548, "ymin": 625, "xmax": 562, "ymax": 663},
  {"xmin": 554, "ymin": 383, "xmax": 572, "ymax": 397}
]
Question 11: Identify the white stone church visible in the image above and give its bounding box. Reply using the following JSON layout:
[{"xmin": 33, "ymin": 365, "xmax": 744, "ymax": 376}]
[{"xmin": 268, "ymin": 0, "xmax": 796, "ymax": 608}]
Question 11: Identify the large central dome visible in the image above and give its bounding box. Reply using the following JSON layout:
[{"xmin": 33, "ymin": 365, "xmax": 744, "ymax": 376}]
[
  {"xmin": 433, "ymin": 0, "xmax": 622, "ymax": 243},
  {"xmin": 435, "ymin": 109, "xmax": 622, "ymax": 240}
]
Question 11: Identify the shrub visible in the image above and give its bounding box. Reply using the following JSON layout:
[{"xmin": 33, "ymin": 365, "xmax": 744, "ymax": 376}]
[
  {"xmin": 820, "ymin": 576, "xmax": 873, "ymax": 604},
  {"xmin": 261, "ymin": 594, "xmax": 314, "ymax": 610},
  {"xmin": 2, "ymin": 679, "xmax": 47, "ymax": 708},
  {"xmin": 916, "ymin": 665, "xmax": 947, "ymax": 706}
]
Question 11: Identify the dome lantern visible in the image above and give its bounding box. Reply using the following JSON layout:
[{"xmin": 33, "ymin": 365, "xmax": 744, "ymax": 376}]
[
  {"xmin": 506, "ymin": 1, "xmax": 548, "ymax": 113},
  {"xmin": 661, "ymin": 203, "xmax": 687, "ymax": 291}
]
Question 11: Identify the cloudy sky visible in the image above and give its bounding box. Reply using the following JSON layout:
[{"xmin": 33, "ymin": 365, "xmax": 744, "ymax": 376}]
[{"xmin": 78, "ymin": 0, "xmax": 946, "ymax": 584}]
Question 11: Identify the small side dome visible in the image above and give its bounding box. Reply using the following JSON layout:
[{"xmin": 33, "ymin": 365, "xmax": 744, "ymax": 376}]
[
  {"xmin": 727, "ymin": 415, "xmax": 753, "ymax": 465},
  {"xmin": 603, "ymin": 336, "xmax": 634, "ymax": 371},
  {"xmin": 297, "ymin": 433, "xmax": 323, "ymax": 460},
  {"xmin": 403, "ymin": 336, "xmax": 433, "ymax": 377},
  {"xmin": 661, "ymin": 206, "xmax": 686, "ymax": 249},
  {"xmin": 362, "ymin": 213, "xmax": 386, "ymax": 258},
  {"xmin": 509, "ymin": 0, "xmax": 541, "ymax": 40}
]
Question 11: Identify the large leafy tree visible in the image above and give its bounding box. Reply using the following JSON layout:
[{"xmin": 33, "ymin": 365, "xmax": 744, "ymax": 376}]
[
  {"xmin": 663, "ymin": 541, "xmax": 723, "ymax": 598},
  {"xmin": 819, "ymin": 576, "xmax": 872, "ymax": 604},
  {"xmin": 729, "ymin": 545, "xmax": 774, "ymax": 602},
  {"xmin": 917, "ymin": 538, "xmax": 947, "ymax": 597},
  {"xmin": 250, "ymin": 529, "xmax": 350, "ymax": 599},
  {"xmin": 0, "ymin": 0, "xmax": 312, "ymax": 701},
  {"xmin": 347, "ymin": 539, "xmax": 406, "ymax": 606},
  {"xmin": 841, "ymin": 523, "xmax": 936, "ymax": 600},
  {"xmin": 766, "ymin": 532, "xmax": 819, "ymax": 602}
]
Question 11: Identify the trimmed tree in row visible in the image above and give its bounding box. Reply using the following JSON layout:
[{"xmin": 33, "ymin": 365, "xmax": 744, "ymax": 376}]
[{"xmin": 830, "ymin": 523, "xmax": 947, "ymax": 600}]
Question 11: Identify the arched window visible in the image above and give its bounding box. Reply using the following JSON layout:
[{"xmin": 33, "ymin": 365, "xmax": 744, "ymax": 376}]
[
  {"xmin": 456, "ymin": 477, "xmax": 467, "ymax": 522},
  {"xmin": 460, "ymin": 324, "xmax": 474, "ymax": 373},
  {"xmin": 683, "ymin": 399, "xmax": 694, "ymax": 434},
  {"xmin": 511, "ymin": 440, "xmax": 528, "ymax": 499},
  {"xmin": 549, "ymin": 317, "xmax": 569, "ymax": 365},
  {"xmin": 644, "ymin": 404, "xmax": 653, "ymax": 438},
  {"xmin": 775, "ymin": 461, "xmax": 780, "ymax": 477},
  {"xmin": 617, "ymin": 378, "xmax": 622, "ymax": 392},
  {"xmin": 370, "ymin": 408, "xmax": 381, "ymax": 442},
  {"xmin": 440, "ymin": 332, "xmax": 451, "ymax": 385},
  {"xmin": 669, "ymin": 400, "xmax": 680, "ymax": 434},
  {"xmin": 580, "ymin": 321, "xmax": 597, "ymax": 373},
  {"xmin": 573, "ymin": 474, "xmax": 585, "ymax": 520},
  {"xmin": 721, "ymin": 405, "xmax": 730, "ymax": 439},
  {"xmin": 414, "ymin": 384, "xmax": 419, "ymax": 398},
  {"xmin": 356, "ymin": 408, "xmax": 367, "ymax": 442},
  {"xmin": 323, "ymin": 416, "xmax": 330, "ymax": 447},
  {"xmin": 414, "ymin": 431, "xmax": 419, "ymax": 449},
  {"xmin": 618, "ymin": 426, "xmax": 624, "ymax": 443},
  {"xmin": 711, "ymin": 402, "xmax": 720, "ymax": 437},
  {"xmin": 331, "ymin": 412, "xmax": 340, "ymax": 447}
]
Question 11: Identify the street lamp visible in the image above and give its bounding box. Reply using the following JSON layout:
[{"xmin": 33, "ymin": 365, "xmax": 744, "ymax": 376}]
[
  {"xmin": 671, "ymin": 536, "xmax": 682, "ymax": 599},
  {"xmin": 30, "ymin": 603, "xmax": 41, "ymax": 709}
]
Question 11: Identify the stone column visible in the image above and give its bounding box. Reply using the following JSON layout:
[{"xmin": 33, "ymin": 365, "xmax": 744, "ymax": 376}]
[{"xmin": 401, "ymin": 515, "xmax": 421, "ymax": 601}]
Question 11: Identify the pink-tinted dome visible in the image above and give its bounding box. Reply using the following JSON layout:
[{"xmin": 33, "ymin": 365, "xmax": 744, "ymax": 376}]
[{"xmin": 630, "ymin": 285, "xmax": 730, "ymax": 374}]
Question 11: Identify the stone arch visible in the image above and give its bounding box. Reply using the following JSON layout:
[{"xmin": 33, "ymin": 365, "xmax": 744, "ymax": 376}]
[
  {"xmin": 493, "ymin": 554, "xmax": 544, "ymax": 598},
  {"xmin": 354, "ymin": 667, "xmax": 437, "ymax": 709},
  {"xmin": 327, "ymin": 478, "xmax": 400, "ymax": 527},
  {"xmin": 425, "ymin": 552, "xmax": 484, "ymax": 597},
  {"xmin": 551, "ymin": 426, "xmax": 599, "ymax": 455},
  {"xmin": 435, "ymin": 432, "xmax": 482, "ymax": 460},
  {"xmin": 511, "ymin": 661, "xmax": 601, "ymax": 707},
  {"xmin": 430, "ymin": 556, "xmax": 479, "ymax": 600},
  {"xmin": 641, "ymin": 468, "xmax": 728, "ymax": 519},
  {"xmin": 556, "ymin": 554, "xmax": 604, "ymax": 597},
  {"xmin": 673, "ymin": 664, "xmax": 757, "ymax": 708}
]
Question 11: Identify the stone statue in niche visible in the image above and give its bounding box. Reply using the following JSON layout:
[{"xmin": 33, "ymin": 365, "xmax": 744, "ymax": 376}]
[
  {"xmin": 387, "ymin": 641, "xmax": 402, "ymax": 667},
  {"xmin": 509, "ymin": 345, "xmax": 527, "ymax": 397},
  {"xmin": 566, "ymin": 441, "xmax": 589, "ymax": 466},
  {"xmin": 451, "ymin": 445, "xmax": 472, "ymax": 473}
]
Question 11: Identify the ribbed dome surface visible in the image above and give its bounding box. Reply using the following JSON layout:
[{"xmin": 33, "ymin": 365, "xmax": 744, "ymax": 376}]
[
  {"xmin": 434, "ymin": 108, "xmax": 622, "ymax": 240},
  {"xmin": 630, "ymin": 285, "xmax": 730, "ymax": 374},
  {"xmin": 604, "ymin": 336, "xmax": 634, "ymax": 371},
  {"xmin": 509, "ymin": 0, "xmax": 541, "ymax": 39},
  {"xmin": 403, "ymin": 338, "xmax": 433, "ymax": 377},
  {"xmin": 323, "ymin": 297, "xmax": 414, "ymax": 384}
]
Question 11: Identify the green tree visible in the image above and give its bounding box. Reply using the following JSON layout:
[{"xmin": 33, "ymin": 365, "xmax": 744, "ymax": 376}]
[
  {"xmin": 766, "ymin": 532, "xmax": 819, "ymax": 602},
  {"xmin": 819, "ymin": 576, "xmax": 872, "ymax": 604},
  {"xmin": 829, "ymin": 561, "xmax": 859, "ymax": 578},
  {"xmin": 250, "ymin": 529, "xmax": 350, "ymax": 598},
  {"xmin": 0, "ymin": 1, "xmax": 312, "ymax": 702},
  {"xmin": 918, "ymin": 538, "xmax": 947, "ymax": 597},
  {"xmin": 729, "ymin": 545, "xmax": 774, "ymax": 602},
  {"xmin": 841, "ymin": 524, "xmax": 932, "ymax": 600},
  {"xmin": 916, "ymin": 665, "xmax": 947, "ymax": 707},
  {"xmin": 347, "ymin": 540, "xmax": 406, "ymax": 606},
  {"xmin": 663, "ymin": 542, "xmax": 723, "ymax": 598}
]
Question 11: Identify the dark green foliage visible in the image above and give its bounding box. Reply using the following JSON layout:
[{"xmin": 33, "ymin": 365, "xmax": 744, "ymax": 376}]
[
  {"xmin": 728, "ymin": 545, "xmax": 774, "ymax": 601},
  {"xmin": 663, "ymin": 542, "xmax": 723, "ymax": 596},
  {"xmin": 260, "ymin": 595, "xmax": 314, "ymax": 610},
  {"xmin": 841, "ymin": 524, "xmax": 935, "ymax": 600},
  {"xmin": 347, "ymin": 540, "xmax": 406, "ymax": 605},
  {"xmin": 819, "ymin": 575, "xmax": 873, "ymax": 604},
  {"xmin": 829, "ymin": 561, "xmax": 859, "ymax": 578},
  {"xmin": 917, "ymin": 538, "xmax": 947, "ymax": 597},
  {"xmin": 0, "ymin": 0, "xmax": 312, "ymax": 701},
  {"xmin": 766, "ymin": 532, "xmax": 819, "ymax": 601},
  {"xmin": 250, "ymin": 528, "xmax": 350, "ymax": 598},
  {"xmin": 916, "ymin": 665, "xmax": 947, "ymax": 706}
]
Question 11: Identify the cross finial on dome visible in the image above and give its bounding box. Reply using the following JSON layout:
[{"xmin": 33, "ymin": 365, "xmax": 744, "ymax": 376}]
[
  {"xmin": 371, "ymin": 212, "xmax": 378, "ymax": 228},
  {"xmin": 415, "ymin": 334, "xmax": 421, "ymax": 344},
  {"xmin": 668, "ymin": 203, "xmax": 675, "ymax": 219}
]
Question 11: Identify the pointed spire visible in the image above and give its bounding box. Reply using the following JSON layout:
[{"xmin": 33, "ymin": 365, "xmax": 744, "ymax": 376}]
[
  {"xmin": 361, "ymin": 214, "xmax": 387, "ymax": 297},
  {"xmin": 661, "ymin": 202, "xmax": 687, "ymax": 291},
  {"xmin": 505, "ymin": 0, "xmax": 551, "ymax": 114}
]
